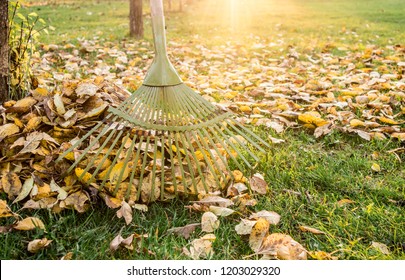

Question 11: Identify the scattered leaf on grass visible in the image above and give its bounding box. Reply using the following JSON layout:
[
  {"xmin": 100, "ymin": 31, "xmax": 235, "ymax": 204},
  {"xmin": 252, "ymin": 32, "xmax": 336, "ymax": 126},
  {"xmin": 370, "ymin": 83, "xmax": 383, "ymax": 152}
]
[
  {"xmin": 110, "ymin": 233, "xmax": 148, "ymax": 252},
  {"xmin": 249, "ymin": 173, "xmax": 268, "ymax": 195},
  {"xmin": 337, "ymin": 199, "xmax": 355, "ymax": 207},
  {"xmin": 28, "ymin": 238, "xmax": 52, "ymax": 253},
  {"xmin": 193, "ymin": 196, "xmax": 234, "ymax": 207},
  {"xmin": 14, "ymin": 217, "xmax": 45, "ymax": 231},
  {"xmin": 258, "ymin": 233, "xmax": 307, "ymax": 260},
  {"xmin": 249, "ymin": 210, "xmax": 281, "ymax": 225},
  {"xmin": 309, "ymin": 251, "xmax": 338, "ymax": 260},
  {"xmin": 235, "ymin": 219, "xmax": 257, "ymax": 235},
  {"xmin": 371, "ymin": 241, "xmax": 390, "ymax": 255},
  {"xmin": 209, "ymin": 205, "xmax": 235, "ymax": 217},
  {"xmin": 201, "ymin": 212, "xmax": 220, "ymax": 233},
  {"xmin": 371, "ymin": 163, "xmax": 381, "ymax": 172},
  {"xmin": 183, "ymin": 234, "xmax": 215, "ymax": 260},
  {"xmin": 299, "ymin": 225, "xmax": 326, "ymax": 235},
  {"xmin": 249, "ymin": 218, "xmax": 270, "ymax": 252},
  {"xmin": 167, "ymin": 223, "xmax": 201, "ymax": 239},
  {"xmin": 116, "ymin": 201, "xmax": 133, "ymax": 225}
]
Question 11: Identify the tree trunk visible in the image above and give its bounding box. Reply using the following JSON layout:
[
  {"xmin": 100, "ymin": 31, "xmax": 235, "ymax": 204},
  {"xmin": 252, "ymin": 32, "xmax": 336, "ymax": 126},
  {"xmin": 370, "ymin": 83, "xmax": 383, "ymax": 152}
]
[
  {"xmin": 129, "ymin": 0, "xmax": 144, "ymax": 39},
  {"xmin": 0, "ymin": 0, "xmax": 9, "ymax": 103}
]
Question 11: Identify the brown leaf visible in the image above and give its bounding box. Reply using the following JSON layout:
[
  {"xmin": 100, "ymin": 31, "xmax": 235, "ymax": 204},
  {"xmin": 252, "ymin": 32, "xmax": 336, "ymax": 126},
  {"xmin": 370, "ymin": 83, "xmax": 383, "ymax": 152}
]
[
  {"xmin": 14, "ymin": 217, "xmax": 45, "ymax": 231},
  {"xmin": 337, "ymin": 198, "xmax": 355, "ymax": 207},
  {"xmin": 1, "ymin": 172, "xmax": 22, "ymax": 200},
  {"xmin": 299, "ymin": 225, "xmax": 326, "ymax": 235},
  {"xmin": 193, "ymin": 196, "xmax": 234, "ymax": 207},
  {"xmin": 167, "ymin": 223, "xmax": 201, "ymax": 239},
  {"xmin": 183, "ymin": 234, "xmax": 215, "ymax": 260},
  {"xmin": 249, "ymin": 218, "xmax": 270, "ymax": 252},
  {"xmin": 201, "ymin": 211, "xmax": 220, "ymax": 233},
  {"xmin": 116, "ymin": 201, "xmax": 133, "ymax": 225},
  {"xmin": 208, "ymin": 206, "xmax": 235, "ymax": 217},
  {"xmin": 0, "ymin": 199, "xmax": 15, "ymax": 218},
  {"xmin": 371, "ymin": 241, "xmax": 390, "ymax": 255},
  {"xmin": 249, "ymin": 173, "xmax": 268, "ymax": 195},
  {"xmin": 258, "ymin": 233, "xmax": 307, "ymax": 260},
  {"xmin": 60, "ymin": 191, "xmax": 89, "ymax": 213},
  {"xmin": 27, "ymin": 238, "xmax": 52, "ymax": 253}
]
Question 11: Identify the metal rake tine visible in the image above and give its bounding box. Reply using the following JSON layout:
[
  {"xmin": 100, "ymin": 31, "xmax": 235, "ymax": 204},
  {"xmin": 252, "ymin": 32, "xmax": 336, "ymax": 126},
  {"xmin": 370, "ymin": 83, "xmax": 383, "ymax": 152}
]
[
  {"xmin": 212, "ymin": 123, "xmax": 254, "ymax": 169},
  {"xmin": 148, "ymin": 132, "xmax": 159, "ymax": 202},
  {"xmin": 122, "ymin": 86, "xmax": 154, "ymax": 116},
  {"xmin": 160, "ymin": 134, "xmax": 165, "ymax": 200}
]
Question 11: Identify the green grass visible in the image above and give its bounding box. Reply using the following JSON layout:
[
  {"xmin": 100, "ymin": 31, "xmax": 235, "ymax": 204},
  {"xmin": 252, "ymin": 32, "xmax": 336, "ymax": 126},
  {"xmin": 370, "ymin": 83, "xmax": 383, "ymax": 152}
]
[{"xmin": 2, "ymin": 0, "xmax": 405, "ymax": 260}]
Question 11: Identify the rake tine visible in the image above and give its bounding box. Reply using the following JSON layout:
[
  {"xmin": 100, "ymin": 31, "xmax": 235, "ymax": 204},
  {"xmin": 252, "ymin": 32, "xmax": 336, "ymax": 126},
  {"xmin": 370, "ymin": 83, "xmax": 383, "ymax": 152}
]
[
  {"xmin": 167, "ymin": 132, "xmax": 178, "ymax": 195},
  {"xmin": 190, "ymin": 130, "xmax": 223, "ymax": 187},
  {"xmin": 212, "ymin": 123, "xmax": 254, "ymax": 169},
  {"xmin": 179, "ymin": 131, "xmax": 206, "ymax": 194},
  {"xmin": 115, "ymin": 133, "xmax": 138, "ymax": 199},
  {"xmin": 123, "ymin": 86, "xmax": 153, "ymax": 116},
  {"xmin": 149, "ymin": 132, "xmax": 159, "ymax": 202},
  {"xmin": 173, "ymin": 132, "xmax": 189, "ymax": 196},
  {"xmin": 87, "ymin": 129, "xmax": 125, "ymax": 186},
  {"xmin": 100, "ymin": 132, "xmax": 131, "ymax": 189},
  {"xmin": 160, "ymin": 134, "xmax": 165, "ymax": 200},
  {"xmin": 198, "ymin": 127, "xmax": 235, "ymax": 181},
  {"xmin": 136, "ymin": 135, "xmax": 151, "ymax": 201},
  {"xmin": 225, "ymin": 119, "xmax": 270, "ymax": 151},
  {"xmin": 127, "ymin": 135, "xmax": 144, "ymax": 199}
]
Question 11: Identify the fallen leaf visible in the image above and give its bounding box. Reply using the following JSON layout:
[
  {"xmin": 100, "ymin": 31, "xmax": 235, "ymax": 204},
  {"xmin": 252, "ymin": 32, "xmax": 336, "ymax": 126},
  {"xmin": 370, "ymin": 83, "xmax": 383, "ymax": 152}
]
[
  {"xmin": 167, "ymin": 223, "xmax": 201, "ymax": 239},
  {"xmin": 60, "ymin": 191, "xmax": 89, "ymax": 213},
  {"xmin": 249, "ymin": 173, "xmax": 268, "ymax": 195},
  {"xmin": 193, "ymin": 196, "xmax": 234, "ymax": 207},
  {"xmin": 371, "ymin": 241, "xmax": 390, "ymax": 255},
  {"xmin": 13, "ymin": 176, "xmax": 34, "ymax": 204},
  {"xmin": 14, "ymin": 217, "xmax": 45, "ymax": 231},
  {"xmin": 183, "ymin": 234, "xmax": 215, "ymax": 260},
  {"xmin": 0, "ymin": 199, "xmax": 15, "ymax": 218},
  {"xmin": 337, "ymin": 198, "xmax": 355, "ymax": 207},
  {"xmin": 371, "ymin": 163, "xmax": 381, "ymax": 172},
  {"xmin": 208, "ymin": 205, "xmax": 235, "ymax": 217},
  {"xmin": 309, "ymin": 251, "xmax": 338, "ymax": 260},
  {"xmin": 235, "ymin": 219, "xmax": 257, "ymax": 235},
  {"xmin": 201, "ymin": 212, "xmax": 220, "ymax": 233},
  {"xmin": 249, "ymin": 218, "xmax": 270, "ymax": 252},
  {"xmin": 28, "ymin": 238, "xmax": 52, "ymax": 253},
  {"xmin": 299, "ymin": 225, "xmax": 326, "ymax": 235},
  {"xmin": 1, "ymin": 172, "xmax": 22, "ymax": 199},
  {"xmin": 258, "ymin": 233, "xmax": 307, "ymax": 260},
  {"xmin": 116, "ymin": 201, "xmax": 133, "ymax": 225},
  {"xmin": 249, "ymin": 210, "xmax": 281, "ymax": 225}
]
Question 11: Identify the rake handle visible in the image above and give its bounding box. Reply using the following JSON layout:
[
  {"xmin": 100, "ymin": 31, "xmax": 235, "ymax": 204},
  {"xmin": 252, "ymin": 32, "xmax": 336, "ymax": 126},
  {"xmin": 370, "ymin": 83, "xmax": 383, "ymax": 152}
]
[
  {"xmin": 144, "ymin": 0, "xmax": 182, "ymax": 86},
  {"xmin": 150, "ymin": 0, "xmax": 168, "ymax": 58}
]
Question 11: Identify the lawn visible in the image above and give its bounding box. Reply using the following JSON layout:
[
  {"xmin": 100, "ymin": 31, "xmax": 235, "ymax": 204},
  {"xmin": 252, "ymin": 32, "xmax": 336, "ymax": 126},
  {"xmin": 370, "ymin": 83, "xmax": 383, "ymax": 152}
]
[{"xmin": 1, "ymin": 0, "xmax": 404, "ymax": 260}]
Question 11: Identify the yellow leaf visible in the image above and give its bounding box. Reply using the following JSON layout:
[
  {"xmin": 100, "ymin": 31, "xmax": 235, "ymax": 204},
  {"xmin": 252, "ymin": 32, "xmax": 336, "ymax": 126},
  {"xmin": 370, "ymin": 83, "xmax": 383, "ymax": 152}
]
[
  {"xmin": 298, "ymin": 112, "xmax": 329, "ymax": 127},
  {"xmin": 64, "ymin": 152, "xmax": 75, "ymax": 161},
  {"xmin": 1, "ymin": 172, "xmax": 22, "ymax": 199},
  {"xmin": 14, "ymin": 217, "xmax": 45, "ymax": 231},
  {"xmin": 239, "ymin": 105, "xmax": 252, "ymax": 113},
  {"xmin": 28, "ymin": 238, "xmax": 52, "ymax": 253},
  {"xmin": 309, "ymin": 251, "xmax": 338, "ymax": 260},
  {"xmin": 0, "ymin": 199, "xmax": 15, "ymax": 218},
  {"xmin": 53, "ymin": 93, "xmax": 66, "ymax": 115},
  {"xmin": 391, "ymin": 133, "xmax": 405, "ymax": 141},
  {"xmin": 23, "ymin": 116, "xmax": 42, "ymax": 133},
  {"xmin": 299, "ymin": 225, "xmax": 326, "ymax": 235},
  {"xmin": 337, "ymin": 198, "xmax": 355, "ymax": 207},
  {"xmin": 379, "ymin": 116, "xmax": 399, "ymax": 125},
  {"xmin": 109, "ymin": 161, "xmax": 131, "ymax": 183},
  {"xmin": 258, "ymin": 233, "xmax": 307, "ymax": 260},
  {"xmin": 0, "ymin": 123, "xmax": 20, "ymax": 139},
  {"xmin": 232, "ymin": 170, "xmax": 245, "ymax": 183},
  {"xmin": 371, "ymin": 163, "xmax": 381, "ymax": 172},
  {"xmin": 249, "ymin": 218, "xmax": 270, "ymax": 252},
  {"xmin": 75, "ymin": 168, "xmax": 93, "ymax": 184},
  {"xmin": 350, "ymin": 119, "xmax": 365, "ymax": 128}
]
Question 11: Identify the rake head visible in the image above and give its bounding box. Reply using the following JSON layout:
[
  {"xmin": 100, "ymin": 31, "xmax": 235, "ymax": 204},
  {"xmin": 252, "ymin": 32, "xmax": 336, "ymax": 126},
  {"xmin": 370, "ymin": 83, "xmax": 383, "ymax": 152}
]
[{"xmin": 58, "ymin": 83, "xmax": 269, "ymax": 203}]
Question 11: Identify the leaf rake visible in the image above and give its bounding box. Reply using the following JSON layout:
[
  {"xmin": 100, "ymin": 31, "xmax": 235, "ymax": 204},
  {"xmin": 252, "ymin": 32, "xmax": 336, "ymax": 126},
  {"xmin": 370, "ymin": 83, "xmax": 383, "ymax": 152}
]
[{"xmin": 57, "ymin": 0, "xmax": 270, "ymax": 203}]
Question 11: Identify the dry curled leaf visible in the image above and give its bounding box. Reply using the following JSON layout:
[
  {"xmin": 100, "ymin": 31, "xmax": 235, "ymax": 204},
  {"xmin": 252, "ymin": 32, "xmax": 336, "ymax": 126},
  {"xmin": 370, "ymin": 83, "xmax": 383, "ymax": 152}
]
[
  {"xmin": 28, "ymin": 238, "xmax": 52, "ymax": 253},
  {"xmin": 258, "ymin": 233, "xmax": 307, "ymax": 260},
  {"xmin": 249, "ymin": 210, "xmax": 281, "ymax": 225},
  {"xmin": 299, "ymin": 225, "xmax": 326, "ymax": 235},
  {"xmin": 209, "ymin": 205, "xmax": 235, "ymax": 217},
  {"xmin": 249, "ymin": 218, "xmax": 270, "ymax": 252},
  {"xmin": 0, "ymin": 199, "xmax": 15, "ymax": 218},
  {"xmin": 235, "ymin": 219, "xmax": 257, "ymax": 235},
  {"xmin": 167, "ymin": 223, "xmax": 201, "ymax": 239},
  {"xmin": 183, "ymin": 234, "xmax": 216, "ymax": 260},
  {"xmin": 249, "ymin": 173, "xmax": 268, "ymax": 195},
  {"xmin": 201, "ymin": 211, "xmax": 220, "ymax": 233},
  {"xmin": 371, "ymin": 241, "xmax": 390, "ymax": 255},
  {"xmin": 116, "ymin": 201, "xmax": 133, "ymax": 225}
]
